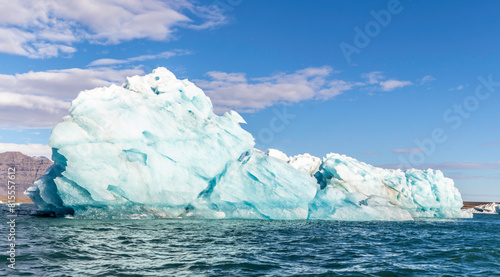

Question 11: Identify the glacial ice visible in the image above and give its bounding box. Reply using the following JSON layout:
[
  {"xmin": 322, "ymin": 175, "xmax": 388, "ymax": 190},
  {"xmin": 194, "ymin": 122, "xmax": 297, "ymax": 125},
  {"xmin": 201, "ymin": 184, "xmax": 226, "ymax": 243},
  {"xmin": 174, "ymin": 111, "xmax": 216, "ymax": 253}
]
[
  {"xmin": 310, "ymin": 153, "xmax": 469, "ymax": 219},
  {"xmin": 464, "ymin": 202, "xmax": 500, "ymax": 214},
  {"xmin": 26, "ymin": 68, "xmax": 472, "ymax": 220}
]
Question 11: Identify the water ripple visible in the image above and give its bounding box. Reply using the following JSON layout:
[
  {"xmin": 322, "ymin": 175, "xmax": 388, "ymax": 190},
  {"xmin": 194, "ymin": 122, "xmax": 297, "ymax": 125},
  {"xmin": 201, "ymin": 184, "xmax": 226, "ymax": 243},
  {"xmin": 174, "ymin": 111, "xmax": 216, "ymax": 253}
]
[{"xmin": 1, "ymin": 206, "xmax": 499, "ymax": 276}]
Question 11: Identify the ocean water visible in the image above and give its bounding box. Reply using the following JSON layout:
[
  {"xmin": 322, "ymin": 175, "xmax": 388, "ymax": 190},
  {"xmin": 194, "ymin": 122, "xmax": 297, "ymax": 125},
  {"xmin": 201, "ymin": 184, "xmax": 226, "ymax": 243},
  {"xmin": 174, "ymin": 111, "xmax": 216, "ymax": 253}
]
[{"xmin": 1, "ymin": 205, "xmax": 499, "ymax": 276}]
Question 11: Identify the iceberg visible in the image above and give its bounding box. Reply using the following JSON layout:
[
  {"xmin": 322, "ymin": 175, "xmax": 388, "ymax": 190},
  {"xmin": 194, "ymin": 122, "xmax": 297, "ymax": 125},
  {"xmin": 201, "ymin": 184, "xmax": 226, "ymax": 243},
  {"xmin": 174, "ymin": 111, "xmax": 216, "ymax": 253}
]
[
  {"xmin": 310, "ymin": 153, "xmax": 469, "ymax": 219},
  {"xmin": 464, "ymin": 202, "xmax": 500, "ymax": 214},
  {"xmin": 26, "ymin": 68, "xmax": 472, "ymax": 220}
]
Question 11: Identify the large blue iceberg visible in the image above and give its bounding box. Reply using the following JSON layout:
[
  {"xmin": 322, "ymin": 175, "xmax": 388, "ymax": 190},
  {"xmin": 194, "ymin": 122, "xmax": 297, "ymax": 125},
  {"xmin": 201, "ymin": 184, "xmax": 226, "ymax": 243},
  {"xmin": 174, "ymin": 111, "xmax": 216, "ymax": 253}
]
[{"xmin": 26, "ymin": 68, "xmax": 471, "ymax": 220}]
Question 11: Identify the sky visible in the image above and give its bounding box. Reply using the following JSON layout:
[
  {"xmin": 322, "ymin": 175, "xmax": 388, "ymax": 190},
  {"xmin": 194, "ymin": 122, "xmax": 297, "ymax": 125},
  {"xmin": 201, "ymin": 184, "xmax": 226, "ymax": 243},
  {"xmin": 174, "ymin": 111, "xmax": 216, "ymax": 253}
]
[{"xmin": 0, "ymin": 0, "xmax": 499, "ymax": 201}]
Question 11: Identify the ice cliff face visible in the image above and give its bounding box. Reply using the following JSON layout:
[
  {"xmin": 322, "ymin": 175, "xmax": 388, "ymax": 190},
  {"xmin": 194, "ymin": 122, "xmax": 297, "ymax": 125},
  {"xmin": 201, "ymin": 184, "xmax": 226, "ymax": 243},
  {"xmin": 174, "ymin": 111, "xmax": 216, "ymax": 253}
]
[
  {"xmin": 26, "ymin": 68, "xmax": 471, "ymax": 220},
  {"xmin": 310, "ymin": 153, "xmax": 467, "ymax": 219}
]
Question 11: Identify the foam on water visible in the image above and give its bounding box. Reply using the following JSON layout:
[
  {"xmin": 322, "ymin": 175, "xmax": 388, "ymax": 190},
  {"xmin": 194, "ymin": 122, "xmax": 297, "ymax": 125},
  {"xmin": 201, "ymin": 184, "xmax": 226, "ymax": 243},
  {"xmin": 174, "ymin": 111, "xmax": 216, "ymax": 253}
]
[{"xmin": 1, "ymin": 205, "xmax": 497, "ymax": 276}]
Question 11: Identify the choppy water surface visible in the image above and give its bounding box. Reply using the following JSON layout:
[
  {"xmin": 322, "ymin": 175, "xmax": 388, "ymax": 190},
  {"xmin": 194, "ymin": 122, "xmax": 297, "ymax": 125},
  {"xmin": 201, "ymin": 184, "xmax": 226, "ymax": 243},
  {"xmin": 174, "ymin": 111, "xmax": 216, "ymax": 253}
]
[{"xmin": 1, "ymin": 205, "xmax": 499, "ymax": 276}]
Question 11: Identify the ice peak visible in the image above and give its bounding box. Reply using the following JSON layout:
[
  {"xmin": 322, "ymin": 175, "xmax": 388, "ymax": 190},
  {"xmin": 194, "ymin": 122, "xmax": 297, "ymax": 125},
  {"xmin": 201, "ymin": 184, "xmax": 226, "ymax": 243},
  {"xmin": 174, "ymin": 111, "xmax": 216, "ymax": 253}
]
[{"xmin": 152, "ymin": 67, "xmax": 177, "ymax": 80}]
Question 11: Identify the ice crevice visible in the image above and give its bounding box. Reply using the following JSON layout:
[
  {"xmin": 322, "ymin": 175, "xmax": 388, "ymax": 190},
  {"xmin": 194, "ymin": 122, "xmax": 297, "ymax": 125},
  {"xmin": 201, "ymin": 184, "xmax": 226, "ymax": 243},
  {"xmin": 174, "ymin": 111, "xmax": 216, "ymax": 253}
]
[{"xmin": 26, "ymin": 68, "xmax": 472, "ymax": 220}]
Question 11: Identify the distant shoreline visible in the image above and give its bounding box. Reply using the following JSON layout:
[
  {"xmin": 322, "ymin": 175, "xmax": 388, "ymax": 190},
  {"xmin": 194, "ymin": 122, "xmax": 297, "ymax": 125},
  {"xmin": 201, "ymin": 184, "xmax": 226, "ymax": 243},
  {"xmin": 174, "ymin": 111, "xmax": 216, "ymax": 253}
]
[{"xmin": 462, "ymin": 201, "xmax": 497, "ymax": 209}]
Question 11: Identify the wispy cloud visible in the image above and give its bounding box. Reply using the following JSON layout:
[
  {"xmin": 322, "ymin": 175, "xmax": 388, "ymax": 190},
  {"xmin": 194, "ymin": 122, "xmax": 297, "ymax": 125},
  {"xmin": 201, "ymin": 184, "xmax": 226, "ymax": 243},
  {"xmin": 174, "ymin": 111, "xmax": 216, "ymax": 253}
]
[
  {"xmin": 359, "ymin": 151, "xmax": 381, "ymax": 155},
  {"xmin": 361, "ymin": 71, "xmax": 413, "ymax": 91},
  {"xmin": 379, "ymin": 80, "xmax": 413, "ymax": 91},
  {"xmin": 0, "ymin": 143, "xmax": 52, "ymax": 159},
  {"xmin": 448, "ymin": 85, "xmax": 464, "ymax": 91},
  {"xmin": 361, "ymin": 71, "xmax": 384, "ymax": 85},
  {"xmin": 87, "ymin": 50, "xmax": 192, "ymax": 67},
  {"xmin": 195, "ymin": 66, "xmax": 356, "ymax": 113},
  {"xmin": 381, "ymin": 161, "xmax": 500, "ymax": 171},
  {"xmin": 420, "ymin": 75, "xmax": 436, "ymax": 85},
  {"xmin": 481, "ymin": 141, "xmax": 500, "ymax": 147},
  {"xmin": 391, "ymin": 148, "xmax": 426, "ymax": 154},
  {"xmin": 0, "ymin": 0, "xmax": 225, "ymax": 58},
  {"xmin": 446, "ymin": 174, "xmax": 500, "ymax": 180}
]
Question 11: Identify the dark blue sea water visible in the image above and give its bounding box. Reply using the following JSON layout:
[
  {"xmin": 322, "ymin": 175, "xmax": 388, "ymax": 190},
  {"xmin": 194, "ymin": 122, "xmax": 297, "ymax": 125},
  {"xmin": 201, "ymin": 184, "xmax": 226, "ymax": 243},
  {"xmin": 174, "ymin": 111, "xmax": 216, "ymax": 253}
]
[{"xmin": 1, "ymin": 204, "xmax": 499, "ymax": 276}]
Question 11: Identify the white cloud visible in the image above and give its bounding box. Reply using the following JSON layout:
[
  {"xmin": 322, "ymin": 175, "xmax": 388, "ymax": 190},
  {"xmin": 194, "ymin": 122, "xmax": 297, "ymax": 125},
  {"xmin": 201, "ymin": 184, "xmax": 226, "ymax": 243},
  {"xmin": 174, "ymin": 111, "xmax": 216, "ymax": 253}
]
[
  {"xmin": 0, "ymin": 67, "xmax": 144, "ymax": 128},
  {"xmin": 87, "ymin": 50, "xmax": 191, "ymax": 67},
  {"xmin": 87, "ymin": 59, "xmax": 129, "ymax": 67},
  {"xmin": 0, "ymin": 65, "xmax": 418, "ymax": 128},
  {"xmin": 0, "ymin": 0, "xmax": 225, "ymax": 58},
  {"xmin": 0, "ymin": 92, "xmax": 70, "ymax": 113},
  {"xmin": 0, "ymin": 143, "xmax": 52, "ymax": 159},
  {"xmin": 379, "ymin": 80, "xmax": 413, "ymax": 91},
  {"xmin": 420, "ymin": 75, "xmax": 436, "ymax": 85},
  {"xmin": 195, "ymin": 66, "xmax": 355, "ymax": 113},
  {"xmin": 0, "ymin": 92, "xmax": 70, "ymax": 128},
  {"xmin": 0, "ymin": 67, "xmax": 144, "ymax": 99},
  {"xmin": 361, "ymin": 71, "xmax": 413, "ymax": 92},
  {"xmin": 361, "ymin": 71, "xmax": 384, "ymax": 85}
]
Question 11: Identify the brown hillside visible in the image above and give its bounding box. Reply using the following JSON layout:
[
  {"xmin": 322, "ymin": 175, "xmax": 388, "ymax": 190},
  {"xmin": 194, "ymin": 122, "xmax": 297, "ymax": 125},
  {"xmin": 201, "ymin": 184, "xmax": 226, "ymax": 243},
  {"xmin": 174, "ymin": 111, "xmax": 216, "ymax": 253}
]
[{"xmin": 0, "ymin": 151, "xmax": 53, "ymax": 198}]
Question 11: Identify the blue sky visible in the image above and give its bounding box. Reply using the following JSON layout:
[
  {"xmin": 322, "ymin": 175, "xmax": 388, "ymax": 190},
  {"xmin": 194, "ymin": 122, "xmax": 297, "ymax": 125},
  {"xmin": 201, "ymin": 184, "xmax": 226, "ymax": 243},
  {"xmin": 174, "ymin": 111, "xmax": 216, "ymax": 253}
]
[{"xmin": 1, "ymin": 0, "xmax": 500, "ymax": 201}]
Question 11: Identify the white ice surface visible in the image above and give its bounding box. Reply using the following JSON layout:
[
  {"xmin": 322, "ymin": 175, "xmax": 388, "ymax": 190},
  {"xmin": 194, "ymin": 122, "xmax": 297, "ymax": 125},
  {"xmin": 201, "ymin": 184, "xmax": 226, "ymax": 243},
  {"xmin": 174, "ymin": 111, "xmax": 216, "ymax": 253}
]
[{"xmin": 26, "ymin": 68, "xmax": 472, "ymax": 220}]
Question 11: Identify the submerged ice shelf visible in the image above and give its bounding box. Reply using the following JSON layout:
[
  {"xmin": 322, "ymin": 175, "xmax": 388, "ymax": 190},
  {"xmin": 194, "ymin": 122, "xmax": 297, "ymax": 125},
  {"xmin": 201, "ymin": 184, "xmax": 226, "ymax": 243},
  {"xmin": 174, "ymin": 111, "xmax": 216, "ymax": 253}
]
[{"xmin": 26, "ymin": 68, "xmax": 472, "ymax": 220}]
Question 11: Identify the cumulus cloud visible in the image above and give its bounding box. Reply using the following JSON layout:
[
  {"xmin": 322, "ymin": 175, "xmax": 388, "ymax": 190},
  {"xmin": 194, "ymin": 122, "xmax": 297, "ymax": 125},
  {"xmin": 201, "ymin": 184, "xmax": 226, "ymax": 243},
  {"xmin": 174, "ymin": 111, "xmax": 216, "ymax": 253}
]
[
  {"xmin": 0, "ymin": 143, "xmax": 52, "ymax": 159},
  {"xmin": 0, "ymin": 92, "xmax": 70, "ymax": 128},
  {"xmin": 0, "ymin": 67, "xmax": 145, "ymax": 128},
  {"xmin": 195, "ymin": 66, "xmax": 355, "ymax": 113},
  {"xmin": 0, "ymin": 0, "xmax": 225, "ymax": 58},
  {"xmin": 0, "ymin": 64, "xmax": 416, "ymax": 128},
  {"xmin": 0, "ymin": 67, "xmax": 143, "ymax": 99},
  {"xmin": 0, "ymin": 92, "xmax": 69, "ymax": 113}
]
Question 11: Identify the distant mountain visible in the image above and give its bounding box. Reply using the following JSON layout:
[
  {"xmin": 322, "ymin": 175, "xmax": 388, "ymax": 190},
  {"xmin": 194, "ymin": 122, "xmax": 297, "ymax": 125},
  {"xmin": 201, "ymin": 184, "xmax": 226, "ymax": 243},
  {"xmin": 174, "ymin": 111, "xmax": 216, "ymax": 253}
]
[{"xmin": 0, "ymin": 152, "xmax": 53, "ymax": 196}]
